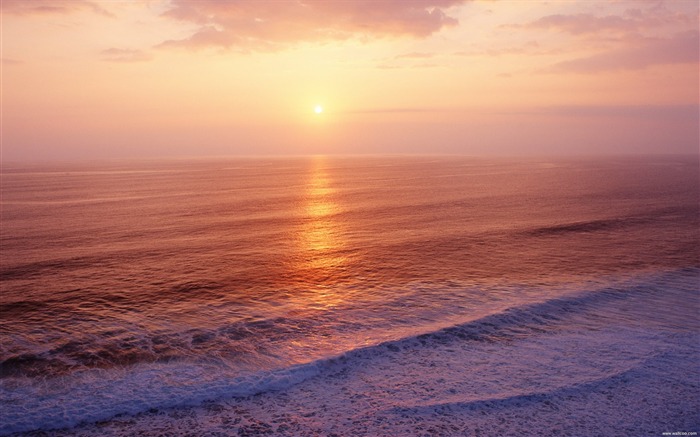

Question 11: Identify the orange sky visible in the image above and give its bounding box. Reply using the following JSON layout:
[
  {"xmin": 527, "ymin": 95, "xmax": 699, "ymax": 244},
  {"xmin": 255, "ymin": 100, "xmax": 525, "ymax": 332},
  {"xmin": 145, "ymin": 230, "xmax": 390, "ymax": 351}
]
[{"xmin": 1, "ymin": 0, "xmax": 698, "ymax": 160}]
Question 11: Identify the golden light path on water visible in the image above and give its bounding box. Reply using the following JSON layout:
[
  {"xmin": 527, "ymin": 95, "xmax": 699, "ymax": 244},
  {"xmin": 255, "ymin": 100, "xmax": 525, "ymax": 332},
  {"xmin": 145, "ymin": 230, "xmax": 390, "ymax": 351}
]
[{"xmin": 295, "ymin": 156, "xmax": 349, "ymax": 311}]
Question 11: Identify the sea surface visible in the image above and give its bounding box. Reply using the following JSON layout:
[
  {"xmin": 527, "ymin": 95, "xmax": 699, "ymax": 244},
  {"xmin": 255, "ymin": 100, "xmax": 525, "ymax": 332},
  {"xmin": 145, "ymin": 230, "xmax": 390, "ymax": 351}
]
[{"xmin": 1, "ymin": 155, "xmax": 698, "ymax": 435}]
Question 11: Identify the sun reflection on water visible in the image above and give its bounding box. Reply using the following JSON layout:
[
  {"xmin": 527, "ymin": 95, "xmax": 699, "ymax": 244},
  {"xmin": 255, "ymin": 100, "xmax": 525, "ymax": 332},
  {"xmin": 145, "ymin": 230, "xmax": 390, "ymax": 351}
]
[
  {"xmin": 295, "ymin": 157, "xmax": 349, "ymax": 309},
  {"xmin": 301, "ymin": 158, "xmax": 346, "ymax": 267}
]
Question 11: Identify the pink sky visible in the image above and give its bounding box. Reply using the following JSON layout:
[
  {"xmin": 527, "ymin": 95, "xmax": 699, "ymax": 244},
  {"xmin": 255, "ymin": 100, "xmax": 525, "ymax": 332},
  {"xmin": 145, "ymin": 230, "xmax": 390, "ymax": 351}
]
[{"xmin": 1, "ymin": 0, "xmax": 698, "ymax": 160}]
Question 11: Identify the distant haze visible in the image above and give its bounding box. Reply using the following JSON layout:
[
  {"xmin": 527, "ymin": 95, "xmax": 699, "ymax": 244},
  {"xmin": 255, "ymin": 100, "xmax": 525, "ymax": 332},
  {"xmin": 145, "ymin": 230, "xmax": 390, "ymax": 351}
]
[{"xmin": 1, "ymin": 0, "xmax": 698, "ymax": 161}]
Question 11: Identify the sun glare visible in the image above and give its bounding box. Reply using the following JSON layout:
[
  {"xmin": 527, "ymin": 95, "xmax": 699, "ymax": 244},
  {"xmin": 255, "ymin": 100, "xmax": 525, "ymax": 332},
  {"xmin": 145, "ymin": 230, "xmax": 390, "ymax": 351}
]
[{"xmin": 314, "ymin": 105, "xmax": 323, "ymax": 114}]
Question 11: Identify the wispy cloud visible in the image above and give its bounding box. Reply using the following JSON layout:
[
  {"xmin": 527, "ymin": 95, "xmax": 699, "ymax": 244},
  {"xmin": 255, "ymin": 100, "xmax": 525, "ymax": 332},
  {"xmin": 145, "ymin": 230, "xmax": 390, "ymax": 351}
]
[
  {"xmin": 512, "ymin": 5, "xmax": 694, "ymax": 36},
  {"xmin": 1, "ymin": 0, "xmax": 112, "ymax": 16},
  {"xmin": 158, "ymin": 0, "xmax": 467, "ymax": 51},
  {"xmin": 342, "ymin": 107, "xmax": 454, "ymax": 114},
  {"xmin": 395, "ymin": 52, "xmax": 436, "ymax": 59},
  {"xmin": 347, "ymin": 105, "xmax": 700, "ymax": 118},
  {"xmin": 496, "ymin": 3, "xmax": 699, "ymax": 75},
  {"xmin": 2, "ymin": 58, "xmax": 24, "ymax": 66},
  {"xmin": 525, "ymin": 104, "xmax": 699, "ymax": 119},
  {"xmin": 376, "ymin": 51, "xmax": 440, "ymax": 69},
  {"xmin": 547, "ymin": 31, "xmax": 699, "ymax": 73},
  {"xmin": 518, "ymin": 13, "xmax": 638, "ymax": 35},
  {"xmin": 376, "ymin": 61, "xmax": 440, "ymax": 70},
  {"xmin": 454, "ymin": 41, "xmax": 547, "ymax": 57},
  {"xmin": 100, "ymin": 48, "xmax": 153, "ymax": 63}
]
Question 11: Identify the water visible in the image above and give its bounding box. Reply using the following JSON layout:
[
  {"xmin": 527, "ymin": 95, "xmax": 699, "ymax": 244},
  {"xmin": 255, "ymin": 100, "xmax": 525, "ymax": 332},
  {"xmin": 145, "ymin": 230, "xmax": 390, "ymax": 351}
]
[{"xmin": 1, "ymin": 155, "xmax": 698, "ymax": 435}]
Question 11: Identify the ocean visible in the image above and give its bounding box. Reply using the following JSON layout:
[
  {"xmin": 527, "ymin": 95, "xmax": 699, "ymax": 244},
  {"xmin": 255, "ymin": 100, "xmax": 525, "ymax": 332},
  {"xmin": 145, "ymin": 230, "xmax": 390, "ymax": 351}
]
[{"xmin": 1, "ymin": 155, "xmax": 698, "ymax": 436}]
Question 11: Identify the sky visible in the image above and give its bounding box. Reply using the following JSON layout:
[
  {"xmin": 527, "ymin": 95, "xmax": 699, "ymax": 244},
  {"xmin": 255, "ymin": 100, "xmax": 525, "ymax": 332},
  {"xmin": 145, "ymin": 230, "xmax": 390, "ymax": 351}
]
[{"xmin": 1, "ymin": 0, "xmax": 698, "ymax": 160}]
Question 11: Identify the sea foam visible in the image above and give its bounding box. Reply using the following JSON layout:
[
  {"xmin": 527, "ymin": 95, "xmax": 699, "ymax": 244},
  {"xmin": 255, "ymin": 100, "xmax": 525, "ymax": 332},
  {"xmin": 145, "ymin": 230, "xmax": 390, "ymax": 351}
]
[{"xmin": 3, "ymin": 268, "xmax": 697, "ymax": 435}]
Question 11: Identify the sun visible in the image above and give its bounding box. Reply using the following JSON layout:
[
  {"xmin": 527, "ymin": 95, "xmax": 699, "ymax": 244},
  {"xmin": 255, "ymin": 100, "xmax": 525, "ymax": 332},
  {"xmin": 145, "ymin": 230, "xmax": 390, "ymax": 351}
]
[{"xmin": 314, "ymin": 105, "xmax": 323, "ymax": 114}]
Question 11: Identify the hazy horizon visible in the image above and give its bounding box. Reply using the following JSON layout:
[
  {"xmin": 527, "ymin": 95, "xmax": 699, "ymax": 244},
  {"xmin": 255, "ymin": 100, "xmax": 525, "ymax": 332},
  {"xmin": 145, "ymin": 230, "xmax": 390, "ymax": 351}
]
[
  {"xmin": 2, "ymin": 151, "xmax": 700, "ymax": 167},
  {"xmin": 2, "ymin": 0, "xmax": 699, "ymax": 161}
]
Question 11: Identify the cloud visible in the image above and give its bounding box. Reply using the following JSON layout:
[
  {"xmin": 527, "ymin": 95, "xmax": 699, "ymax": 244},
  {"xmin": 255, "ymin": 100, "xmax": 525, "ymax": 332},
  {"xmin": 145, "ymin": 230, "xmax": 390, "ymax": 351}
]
[
  {"xmin": 342, "ymin": 107, "xmax": 441, "ymax": 114},
  {"xmin": 454, "ymin": 41, "xmax": 546, "ymax": 57},
  {"xmin": 547, "ymin": 31, "xmax": 699, "ymax": 73},
  {"xmin": 2, "ymin": 58, "xmax": 23, "ymax": 65},
  {"xmin": 376, "ymin": 62, "xmax": 439, "ymax": 70},
  {"xmin": 499, "ymin": 4, "xmax": 699, "ymax": 74},
  {"xmin": 376, "ymin": 51, "xmax": 439, "ymax": 69},
  {"xmin": 158, "ymin": 0, "xmax": 466, "ymax": 51},
  {"xmin": 100, "ymin": 48, "xmax": 153, "ymax": 63},
  {"xmin": 395, "ymin": 52, "xmax": 436, "ymax": 59},
  {"xmin": 1, "ymin": 0, "xmax": 111, "ymax": 16},
  {"xmin": 346, "ymin": 105, "xmax": 700, "ymax": 118},
  {"xmin": 514, "ymin": 6, "xmax": 694, "ymax": 36},
  {"xmin": 528, "ymin": 104, "xmax": 699, "ymax": 119},
  {"xmin": 520, "ymin": 13, "xmax": 638, "ymax": 35}
]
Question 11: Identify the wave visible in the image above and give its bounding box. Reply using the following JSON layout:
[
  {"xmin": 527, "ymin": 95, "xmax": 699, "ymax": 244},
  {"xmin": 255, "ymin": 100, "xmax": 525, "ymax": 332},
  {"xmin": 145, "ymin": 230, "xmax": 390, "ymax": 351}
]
[
  {"xmin": 1, "ymin": 268, "xmax": 697, "ymax": 435},
  {"xmin": 0, "ymin": 355, "xmax": 327, "ymax": 435},
  {"xmin": 525, "ymin": 205, "xmax": 697, "ymax": 237},
  {"xmin": 385, "ymin": 346, "xmax": 698, "ymax": 415},
  {"xmin": 0, "ymin": 271, "xmax": 650, "ymax": 379},
  {"xmin": 342, "ymin": 273, "xmax": 697, "ymax": 369},
  {"xmin": 527, "ymin": 217, "xmax": 638, "ymax": 236},
  {"xmin": 0, "ymin": 256, "xmax": 107, "ymax": 281}
]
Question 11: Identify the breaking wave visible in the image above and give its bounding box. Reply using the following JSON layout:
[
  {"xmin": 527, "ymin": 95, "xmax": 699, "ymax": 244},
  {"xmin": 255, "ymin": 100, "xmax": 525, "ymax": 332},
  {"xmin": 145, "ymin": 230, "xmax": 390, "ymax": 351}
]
[{"xmin": 2, "ymin": 268, "xmax": 696, "ymax": 435}]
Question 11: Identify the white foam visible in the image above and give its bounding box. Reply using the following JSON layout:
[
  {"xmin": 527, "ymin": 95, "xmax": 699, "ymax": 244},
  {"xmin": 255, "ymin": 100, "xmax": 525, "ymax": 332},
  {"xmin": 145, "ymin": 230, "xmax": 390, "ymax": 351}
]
[
  {"xmin": 2, "ymin": 268, "xmax": 697, "ymax": 435},
  {"xmin": 0, "ymin": 359, "xmax": 322, "ymax": 435},
  {"xmin": 33, "ymin": 323, "xmax": 698, "ymax": 436}
]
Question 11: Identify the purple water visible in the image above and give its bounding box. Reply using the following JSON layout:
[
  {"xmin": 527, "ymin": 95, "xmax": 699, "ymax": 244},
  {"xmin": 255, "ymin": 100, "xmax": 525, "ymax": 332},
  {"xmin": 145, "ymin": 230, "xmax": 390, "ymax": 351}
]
[{"xmin": 1, "ymin": 155, "xmax": 698, "ymax": 435}]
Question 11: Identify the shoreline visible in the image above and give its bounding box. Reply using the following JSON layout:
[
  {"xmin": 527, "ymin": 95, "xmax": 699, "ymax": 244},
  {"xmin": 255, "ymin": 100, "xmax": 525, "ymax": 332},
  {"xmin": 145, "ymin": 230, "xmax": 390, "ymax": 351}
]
[{"xmin": 24, "ymin": 319, "xmax": 698, "ymax": 436}]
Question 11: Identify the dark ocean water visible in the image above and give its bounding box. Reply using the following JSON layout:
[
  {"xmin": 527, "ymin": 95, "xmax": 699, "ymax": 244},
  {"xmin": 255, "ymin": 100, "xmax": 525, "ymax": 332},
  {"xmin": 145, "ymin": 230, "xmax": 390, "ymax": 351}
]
[{"xmin": 1, "ymin": 155, "xmax": 698, "ymax": 435}]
